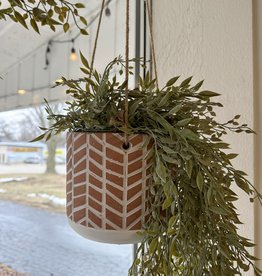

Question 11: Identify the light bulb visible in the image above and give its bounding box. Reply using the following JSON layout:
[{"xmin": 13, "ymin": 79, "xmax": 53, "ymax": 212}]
[
  {"xmin": 105, "ymin": 7, "xmax": 111, "ymax": 16},
  {"xmin": 17, "ymin": 89, "xmax": 26, "ymax": 95},
  {"xmin": 70, "ymin": 48, "xmax": 77, "ymax": 61}
]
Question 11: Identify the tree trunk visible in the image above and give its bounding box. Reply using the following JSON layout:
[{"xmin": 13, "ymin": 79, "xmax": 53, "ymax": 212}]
[{"xmin": 45, "ymin": 138, "xmax": 57, "ymax": 174}]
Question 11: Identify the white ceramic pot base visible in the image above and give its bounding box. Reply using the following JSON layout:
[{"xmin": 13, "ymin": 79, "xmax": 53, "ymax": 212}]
[{"xmin": 68, "ymin": 219, "xmax": 143, "ymax": 244}]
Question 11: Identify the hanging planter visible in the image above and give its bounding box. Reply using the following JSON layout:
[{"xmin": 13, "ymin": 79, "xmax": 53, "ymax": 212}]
[
  {"xmin": 38, "ymin": 52, "xmax": 262, "ymax": 274},
  {"xmin": 66, "ymin": 132, "xmax": 153, "ymax": 243},
  {"xmin": 32, "ymin": 0, "xmax": 262, "ymax": 275},
  {"xmin": 36, "ymin": 49, "xmax": 262, "ymax": 275}
]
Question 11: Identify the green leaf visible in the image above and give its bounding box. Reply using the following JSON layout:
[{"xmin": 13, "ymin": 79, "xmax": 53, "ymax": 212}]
[
  {"xmin": 39, "ymin": 126, "xmax": 48, "ymax": 131},
  {"xmin": 46, "ymin": 132, "xmax": 52, "ymax": 141},
  {"xmin": 162, "ymin": 197, "xmax": 173, "ymax": 210},
  {"xmin": 168, "ymin": 215, "xmax": 178, "ymax": 229},
  {"xmin": 14, "ymin": 11, "xmax": 28, "ymax": 29},
  {"xmin": 129, "ymin": 99, "xmax": 142, "ymax": 117},
  {"xmin": 171, "ymin": 183, "xmax": 179, "ymax": 197},
  {"xmin": 192, "ymin": 80, "xmax": 204, "ymax": 91},
  {"xmin": 158, "ymin": 91, "xmax": 171, "ymax": 107},
  {"xmin": 117, "ymin": 126, "xmax": 133, "ymax": 135},
  {"xmin": 162, "ymin": 146, "xmax": 176, "ymax": 154},
  {"xmin": 30, "ymin": 133, "xmax": 46, "ymax": 142},
  {"xmin": 212, "ymin": 142, "xmax": 230, "ymax": 149},
  {"xmin": 235, "ymin": 177, "xmax": 252, "ymax": 194},
  {"xmin": 234, "ymin": 114, "xmax": 241, "ymax": 119},
  {"xmin": 63, "ymin": 22, "xmax": 70, "ymax": 32},
  {"xmin": 147, "ymin": 110, "xmax": 174, "ymax": 135},
  {"xmin": 30, "ymin": 18, "xmax": 39, "ymax": 33},
  {"xmin": 210, "ymin": 206, "xmax": 229, "ymax": 215},
  {"xmin": 166, "ymin": 76, "xmax": 180, "ymax": 87},
  {"xmin": 149, "ymin": 238, "xmax": 158, "ymax": 254},
  {"xmin": 180, "ymin": 76, "xmax": 192, "ymax": 87},
  {"xmin": 80, "ymin": 51, "xmax": 89, "ymax": 68},
  {"xmin": 196, "ymin": 171, "xmax": 204, "ymax": 191},
  {"xmin": 80, "ymin": 67, "xmax": 90, "ymax": 75},
  {"xmin": 134, "ymin": 259, "xmax": 140, "ymax": 265},
  {"xmin": 80, "ymin": 28, "xmax": 88, "ymax": 35},
  {"xmin": 176, "ymin": 118, "xmax": 192, "ymax": 127},
  {"xmin": 50, "ymin": 25, "xmax": 56, "ymax": 32},
  {"xmin": 166, "ymin": 104, "xmax": 183, "ymax": 116},
  {"xmin": 32, "ymin": 7, "xmax": 45, "ymax": 17},
  {"xmin": 84, "ymin": 78, "xmax": 96, "ymax": 86},
  {"xmin": 198, "ymin": 158, "xmax": 212, "ymax": 167},
  {"xmin": 162, "ymin": 154, "xmax": 178, "ymax": 164},
  {"xmin": 185, "ymin": 159, "xmax": 193, "ymax": 178},
  {"xmin": 180, "ymin": 129, "xmax": 199, "ymax": 140},
  {"xmin": 156, "ymin": 159, "xmax": 167, "ymax": 182},
  {"xmin": 199, "ymin": 90, "xmax": 221, "ymax": 97},
  {"xmin": 207, "ymin": 186, "xmax": 213, "ymax": 205},
  {"xmin": 226, "ymin": 153, "xmax": 238, "ymax": 160},
  {"xmin": 75, "ymin": 3, "xmax": 85, "ymax": 8},
  {"xmin": 47, "ymin": 18, "xmax": 62, "ymax": 25},
  {"xmin": 80, "ymin": 16, "xmax": 87, "ymax": 25}
]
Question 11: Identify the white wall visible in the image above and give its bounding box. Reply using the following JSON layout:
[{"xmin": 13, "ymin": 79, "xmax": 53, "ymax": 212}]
[{"xmin": 153, "ymin": 0, "xmax": 258, "ymax": 273}]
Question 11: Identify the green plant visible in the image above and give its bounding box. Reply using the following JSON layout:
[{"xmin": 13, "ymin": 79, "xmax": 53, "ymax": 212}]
[
  {"xmin": 0, "ymin": 0, "xmax": 88, "ymax": 34},
  {"xmin": 35, "ymin": 54, "xmax": 262, "ymax": 276}
]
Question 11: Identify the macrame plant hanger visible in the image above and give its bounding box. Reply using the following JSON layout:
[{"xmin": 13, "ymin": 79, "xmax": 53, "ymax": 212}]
[
  {"xmin": 145, "ymin": 0, "xmax": 159, "ymax": 89},
  {"xmin": 66, "ymin": 0, "xmax": 158, "ymax": 245},
  {"xmin": 89, "ymin": 0, "xmax": 131, "ymax": 147},
  {"xmin": 89, "ymin": 0, "xmax": 158, "ymax": 137}
]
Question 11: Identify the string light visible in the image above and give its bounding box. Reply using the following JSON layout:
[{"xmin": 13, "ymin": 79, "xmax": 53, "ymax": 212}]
[
  {"xmin": 43, "ymin": 1, "xmax": 112, "ymax": 68},
  {"xmin": 17, "ymin": 89, "xmax": 26, "ymax": 95},
  {"xmin": 44, "ymin": 42, "xmax": 51, "ymax": 70},
  {"xmin": 17, "ymin": 63, "xmax": 26, "ymax": 95},
  {"xmin": 105, "ymin": 0, "xmax": 112, "ymax": 16},
  {"xmin": 105, "ymin": 6, "xmax": 111, "ymax": 16},
  {"xmin": 70, "ymin": 40, "xmax": 77, "ymax": 61}
]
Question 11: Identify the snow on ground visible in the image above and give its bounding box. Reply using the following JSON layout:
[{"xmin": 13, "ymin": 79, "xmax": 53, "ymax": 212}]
[
  {"xmin": 0, "ymin": 177, "xmax": 28, "ymax": 183},
  {"xmin": 27, "ymin": 193, "xmax": 66, "ymax": 206}
]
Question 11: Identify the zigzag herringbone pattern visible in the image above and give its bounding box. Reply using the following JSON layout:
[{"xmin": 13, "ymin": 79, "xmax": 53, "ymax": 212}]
[{"xmin": 66, "ymin": 132, "xmax": 153, "ymax": 231}]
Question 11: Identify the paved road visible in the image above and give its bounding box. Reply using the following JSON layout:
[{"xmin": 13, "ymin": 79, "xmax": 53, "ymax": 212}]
[
  {"xmin": 0, "ymin": 164, "xmax": 66, "ymax": 175},
  {"xmin": 0, "ymin": 201, "xmax": 132, "ymax": 276}
]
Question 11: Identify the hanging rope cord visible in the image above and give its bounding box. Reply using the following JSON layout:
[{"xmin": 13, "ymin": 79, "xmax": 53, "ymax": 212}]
[
  {"xmin": 90, "ymin": 0, "xmax": 130, "ymax": 146},
  {"xmin": 145, "ymin": 0, "xmax": 159, "ymax": 89},
  {"xmin": 89, "ymin": 0, "xmax": 106, "ymax": 75},
  {"xmin": 90, "ymin": 0, "xmax": 158, "ymax": 146},
  {"xmin": 124, "ymin": 0, "xmax": 130, "ymax": 147}
]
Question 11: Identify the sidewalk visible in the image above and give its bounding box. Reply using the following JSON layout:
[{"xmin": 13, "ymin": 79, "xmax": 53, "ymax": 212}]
[{"xmin": 0, "ymin": 200, "xmax": 132, "ymax": 276}]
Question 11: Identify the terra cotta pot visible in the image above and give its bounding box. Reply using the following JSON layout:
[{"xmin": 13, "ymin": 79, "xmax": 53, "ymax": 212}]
[{"xmin": 66, "ymin": 132, "xmax": 153, "ymax": 244}]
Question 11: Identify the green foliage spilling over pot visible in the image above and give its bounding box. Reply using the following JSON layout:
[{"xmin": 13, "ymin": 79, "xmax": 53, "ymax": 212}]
[{"xmin": 35, "ymin": 55, "xmax": 262, "ymax": 276}]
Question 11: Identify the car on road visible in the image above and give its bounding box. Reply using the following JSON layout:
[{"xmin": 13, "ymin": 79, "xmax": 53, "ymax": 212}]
[{"xmin": 24, "ymin": 156, "xmax": 41, "ymax": 164}]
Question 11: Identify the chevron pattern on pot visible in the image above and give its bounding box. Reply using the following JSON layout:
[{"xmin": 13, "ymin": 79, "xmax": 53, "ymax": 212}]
[{"xmin": 66, "ymin": 132, "xmax": 153, "ymax": 231}]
